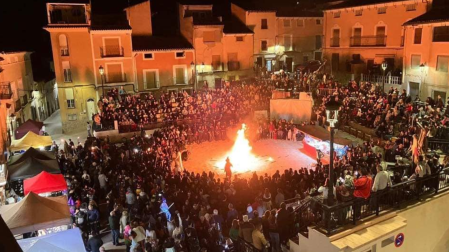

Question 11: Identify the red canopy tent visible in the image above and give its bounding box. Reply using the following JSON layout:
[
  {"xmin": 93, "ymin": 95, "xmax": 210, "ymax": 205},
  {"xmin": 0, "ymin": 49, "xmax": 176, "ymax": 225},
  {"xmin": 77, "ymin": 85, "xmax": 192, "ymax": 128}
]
[
  {"xmin": 15, "ymin": 119, "xmax": 44, "ymax": 139},
  {"xmin": 23, "ymin": 171, "xmax": 67, "ymax": 195}
]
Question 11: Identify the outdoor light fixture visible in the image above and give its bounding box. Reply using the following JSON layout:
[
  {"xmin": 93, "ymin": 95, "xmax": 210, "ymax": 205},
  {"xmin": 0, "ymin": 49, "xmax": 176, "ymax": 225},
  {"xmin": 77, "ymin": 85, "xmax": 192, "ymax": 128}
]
[
  {"xmin": 381, "ymin": 61, "xmax": 387, "ymax": 92},
  {"xmin": 324, "ymin": 96, "xmax": 341, "ymax": 206},
  {"xmin": 99, "ymin": 65, "xmax": 105, "ymax": 97},
  {"xmin": 381, "ymin": 62, "xmax": 387, "ymax": 71}
]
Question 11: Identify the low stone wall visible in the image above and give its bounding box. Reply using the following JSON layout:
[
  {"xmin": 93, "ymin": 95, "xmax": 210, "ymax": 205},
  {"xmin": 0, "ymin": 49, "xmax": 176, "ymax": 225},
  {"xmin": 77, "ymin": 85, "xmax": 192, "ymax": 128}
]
[
  {"xmin": 348, "ymin": 121, "xmax": 376, "ymax": 136},
  {"xmin": 94, "ymin": 129, "xmax": 155, "ymax": 143}
]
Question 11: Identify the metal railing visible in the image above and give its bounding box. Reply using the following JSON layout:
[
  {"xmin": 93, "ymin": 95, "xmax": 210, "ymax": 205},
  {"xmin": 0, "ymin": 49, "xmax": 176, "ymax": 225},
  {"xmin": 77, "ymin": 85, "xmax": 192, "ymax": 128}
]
[
  {"xmin": 228, "ymin": 61, "xmax": 240, "ymax": 71},
  {"xmin": 0, "ymin": 82, "xmax": 13, "ymax": 100},
  {"xmin": 294, "ymin": 168, "xmax": 449, "ymax": 236},
  {"xmin": 361, "ymin": 74, "xmax": 402, "ymax": 85},
  {"xmin": 49, "ymin": 11, "xmax": 87, "ymax": 24},
  {"xmin": 317, "ymin": 88, "xmax": 337, "ymax": 96},
  {"xmin": 60, "ymin": 47, "xmax": 69, "ymax": 56},
  {"xmin": 105, "ymin": 73, "xmax": 127, "ymax": 83},
  {"xmin": 350, "ymin": 36, "xmax": 386, "ymax": 47},
  {"xmin": 427, "ymin": 138, "xmax": 449, "ymax": 153},
  {"xmin": 330, "ymin": 37, "xmax": 340, "ymax": 47},
  {"xmin": 235, "ymin": 237, "xmax": 261, "ymax": 252},
  {"xmin": 100, "ymin": 46, "xmax": 124, "ymax": 57}
]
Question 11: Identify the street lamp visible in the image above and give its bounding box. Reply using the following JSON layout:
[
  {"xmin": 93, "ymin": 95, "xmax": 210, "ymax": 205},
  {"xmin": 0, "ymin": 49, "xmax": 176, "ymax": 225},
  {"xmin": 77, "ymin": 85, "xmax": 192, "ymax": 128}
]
[
  {"xmin": 419, "ymin": 63, "xmax": 427, "ymax": 100},
  {"xmin": 99, "ymin": 65, "xmax": 105, "ymax": 98},
  {"xmin": 325, "ymin": 96, "xmax": 341, "ymax": 206},
  {"xmin": 190, "ymin": 61, "xmax": 196, "ymax": 90},
  {"xmin": 381, "ymin": 62, "xmax": 387, "ymax": 93}
]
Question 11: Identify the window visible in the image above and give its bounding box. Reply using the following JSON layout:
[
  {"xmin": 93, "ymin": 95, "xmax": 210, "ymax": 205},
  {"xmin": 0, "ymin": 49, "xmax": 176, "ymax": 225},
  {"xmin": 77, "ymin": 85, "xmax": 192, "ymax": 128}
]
[
  {"xmin": 332, "ymin": 53, "xmax": 339, "ymax": 71},
  {"xmin": 106, "ymin": 63, "xmax": 123, "ymax": 83},
  {"xmin": 144, "ymin": 53, "xmax": 153, "ymax": 59},
  {"xmin": 437, "ymin": 56, "xmax": 449, "ymax": 72},
  {"xmin": 261, "ymin": 40, "xmax": 268, "ymax": 51},
  {"xmin": 355, "ymin": 9, "xmax": 363, "ymax": 16},
  {"xmin": 65, "ymin": 88, "xmax": 75, "ymax": 108},
  {"xmin": 378, "ymin": 6, "xmax": 387, "ymax": 14},
  {"xmin": 68, "ymin": 114, "xmax": 77, "ymax": 121},
  {"xmin": 411, "ymin": 55, "xmax": 421, "ymax": 69},
  {"xmin": 283, "ymin": 19, "xmax": 291, "ymax": 27},
  {"xmin": 62, "ymin": 61, "xmax": 72, "ymax": 83},
  {"xmin": 433, "ymin": 26, "xmax": 449, "ymax": 42},
  {"xmin": 212, "ymin": 55, "xmax": 221, "ymax": 71},
  {"xmin": 228, "ymin": 53, "xmax": 239, "ymax": 70},
  {"xmin": 297, "ymin": 19, "xmax": 304, "ymax": 27},
  {"xmin": 144, "ymin": 70, "xmax": 159, "ymax": 89},
  {"xmin": 316, "ymin": 35, "xmax": 322, "ymax": 49},
  {"xmin": 236, "ymin": 36, "xmax": 244, "ymax": 42},
  {"xmin": 59, "ymin": 34, "xmax": 69, "ymax": 56},
  {"xmin": 261, "ymin": 19, "xmax": 268, "ymax": 29},
  {"xmin": 203, "ymin": 31, "xmax": 215, "ymax": 42},
  {"xmin": 414, "ymin": 28, "xmax": 422, "ymax": 44},
  {"xmin": 333, "ymin": 11, "xmax": 341, "ymax": 18},
  {"xmin": 316, "ymin": 19, "xmax": 322, "ymax": 25},
  {"xmin": 102, "ymin": 38, "xmax": 122, "ymax": 57},
  {"xmin": 406, "ymin": 3, "xmax": 417, "ymax": 11},
  {"xmin": 176, "ymin": 51, "xmax": 185, "ymax": 58},
  {"xmin": 284, "ymin": 35, "xmax": 292, "ymax": 50},
  {"xmin": 174, "ymin": 66, "xmax": 186, "ymax": 84}
]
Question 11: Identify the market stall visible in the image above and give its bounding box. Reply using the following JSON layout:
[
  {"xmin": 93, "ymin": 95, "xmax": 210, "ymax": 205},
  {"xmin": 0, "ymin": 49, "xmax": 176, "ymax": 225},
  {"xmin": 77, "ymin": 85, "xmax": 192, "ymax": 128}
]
[
  {"xmin": 10, "ymin": 132, "xmax": 52, "ymax": 152},
  {"xmin": 8, "ymin": 147, "xmax": 56, "ymax": 166},
  {"xmin": 0, "ymin": 192, "xmax": 70, "ymax": 235},
  {"xmin": 18, "ymin": 228, "xmax": 85, "ymax": 252},
  {"xmin": 8, "ymin": 157, "xmax": 60, "ymax": 182},
  {"xmin": 15, "ymin": 119, "xmax": 44, "ymax": 139},
  {"xmin": 23, "ymin": 171, "xmax": 67, "ymax": 195}
]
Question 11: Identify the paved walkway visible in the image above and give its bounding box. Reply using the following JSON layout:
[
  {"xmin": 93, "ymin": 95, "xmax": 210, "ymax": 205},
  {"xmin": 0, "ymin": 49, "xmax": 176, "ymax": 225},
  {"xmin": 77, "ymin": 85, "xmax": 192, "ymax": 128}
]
[{"xmin": 44, "ymin": 110, "xmax": 88, "ymax": 145}]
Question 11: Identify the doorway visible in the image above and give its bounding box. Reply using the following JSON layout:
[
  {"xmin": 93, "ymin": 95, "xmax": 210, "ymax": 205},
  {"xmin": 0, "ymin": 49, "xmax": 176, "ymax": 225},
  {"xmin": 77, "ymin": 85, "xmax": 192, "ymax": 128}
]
[
  {"xmin": 86, "ymin": 98, "xmax": 96, "ymax": 121},
  {"xmin": 286, "ymin": 57, "xmax": 293, "ymax": 72},
  {"xmin": 353, "ymin": 28, "xmax": 362, "ymax": 46},
  {"xmin": 433, "ymin": 90, "xmax": 446, "ymax": 104},
  {"xmin": 266, "ymin": 60, "xmax": 272, "ymax": 72},
  {"xmin": 409, "ymin": 82, "xmax": 420, "ymax": 99}
]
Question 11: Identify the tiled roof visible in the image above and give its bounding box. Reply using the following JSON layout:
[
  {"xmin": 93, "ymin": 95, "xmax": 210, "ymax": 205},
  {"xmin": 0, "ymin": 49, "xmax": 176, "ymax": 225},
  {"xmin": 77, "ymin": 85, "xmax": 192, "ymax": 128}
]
[
  {"xmin": 233, "ymin": 1, "xmax": 323, "ymax": 17},
  {"xmin": 325, "ymin": 0, "xmax": 404, "ymax": 10},
  {"xmin": 132, "ymin": 36, "xmax": 194, "ymax": 51},
  {"xmin": 223, "ymin": 16, "xmax": 253, "ymax": 34},
  {"xmin": 192, "ymin": 16, "xmax": 223, "ymax": 26},
  {"xmin": 91, "ymin": 13, "xmax": 132, "ymax": 30},
  {"xmin": 404, "ymin": 7, "xmax": 449, "ymax": 25},
  {"xmin": 232, "ymin": 1, "xmax": 276, "ymax": 12},
  {"xmin": 277, "ymin": 9, "xmax": 323, "ymax": 17}
]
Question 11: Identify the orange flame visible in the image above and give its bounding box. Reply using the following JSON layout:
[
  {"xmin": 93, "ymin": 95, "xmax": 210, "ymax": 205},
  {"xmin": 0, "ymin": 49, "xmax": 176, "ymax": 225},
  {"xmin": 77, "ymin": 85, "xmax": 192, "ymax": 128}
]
[{"xmin": 216, "ymin": 124, "xmax": 265, "ymax": 174}]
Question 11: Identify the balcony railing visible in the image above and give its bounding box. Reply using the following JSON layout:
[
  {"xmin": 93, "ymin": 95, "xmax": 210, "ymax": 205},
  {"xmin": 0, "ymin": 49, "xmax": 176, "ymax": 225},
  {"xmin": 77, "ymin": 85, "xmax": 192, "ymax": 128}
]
[
  {"xmin": 350, "ymin": 35, "xmax": 387, "ymax": 47},
  {"xmin": 105, "ymin": 73, "xmax": 127, "ymax": 83},
  {"xmin": 100, "ymin": 46, "xmax": 124, "ymax": 58},
  {"xmin": 227, "ymin": 61, "xmax": 240, "ymax": 71},
  {"xmin": 212, "ymin": 62, "xmax": 224, "ymax": 72},
  {"xmin": 0, "ymin": 82, "xmax": 13, "ymax": 100},
  {"xmin": 294, "ymin": 168, "xmax": 449, "ymax": 236},
  {"xmin": 49, "ymin": 10, "xmax": 87, "ymax": 24},
  {"xmin": 330, "ymin": 37, "xmax": 340, "ymax": 47},
  {"xmin": 15, "ymin": 100, "xmax": 21, "ymax": 112},
  {"xmin": 361, "ymin": 74, "xmax": 402, "ymax": 85},
  {"xmin": 60, "ymin": 47, "xmax": 69, "ymax": 56}
]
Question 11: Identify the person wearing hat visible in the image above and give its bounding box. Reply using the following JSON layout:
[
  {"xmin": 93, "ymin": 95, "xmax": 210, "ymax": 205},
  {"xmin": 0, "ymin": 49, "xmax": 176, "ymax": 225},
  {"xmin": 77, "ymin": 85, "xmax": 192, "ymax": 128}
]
[{"xmin": 239, "ymin": 215, "xmax": 254, "ymax": 243}]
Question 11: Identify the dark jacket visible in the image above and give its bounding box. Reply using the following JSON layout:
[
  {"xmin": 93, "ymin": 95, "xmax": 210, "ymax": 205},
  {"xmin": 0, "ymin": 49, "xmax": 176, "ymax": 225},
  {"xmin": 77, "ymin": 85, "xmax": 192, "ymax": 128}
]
[
  {"xmin": 86, "ymin": 236, "xmax": 103, "ymax": 252},
  {"xmin": 87, "ymin": 208, "xmax": 100, "ymax": 221},
  {"xmin": 239, "ymin": 221, "xmax": 254, "ymax": 243},
  {"xmin": 109, "ymin": 214, "xmax": 120, "ymax": 230}
]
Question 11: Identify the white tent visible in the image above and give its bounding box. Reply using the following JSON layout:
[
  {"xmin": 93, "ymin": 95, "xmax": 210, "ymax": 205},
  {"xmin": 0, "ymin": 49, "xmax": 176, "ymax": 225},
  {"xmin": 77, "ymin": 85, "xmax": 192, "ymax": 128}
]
[{"xmin": 18, "ymin": 228, "xmax": 86, "ymax": 252}]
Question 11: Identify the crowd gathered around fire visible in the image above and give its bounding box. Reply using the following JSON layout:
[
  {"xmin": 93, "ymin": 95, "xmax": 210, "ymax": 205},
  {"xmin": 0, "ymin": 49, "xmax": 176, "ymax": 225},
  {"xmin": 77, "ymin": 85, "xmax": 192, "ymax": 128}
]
[{"xmin": 8, "ymin": 69, "xmax": 449, "ymax": 252}]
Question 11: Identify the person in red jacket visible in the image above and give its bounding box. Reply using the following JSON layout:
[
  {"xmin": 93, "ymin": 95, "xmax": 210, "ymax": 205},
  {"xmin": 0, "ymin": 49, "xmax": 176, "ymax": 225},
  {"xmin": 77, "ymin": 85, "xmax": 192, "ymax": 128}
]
[{"xmin": 353, "ymin": 168, "xmax": 373, "ymax": 219}]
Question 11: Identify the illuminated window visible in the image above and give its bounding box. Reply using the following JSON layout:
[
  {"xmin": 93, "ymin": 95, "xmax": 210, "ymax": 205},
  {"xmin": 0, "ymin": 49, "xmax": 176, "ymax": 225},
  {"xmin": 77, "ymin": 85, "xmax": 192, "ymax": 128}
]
[
  {"xmin": 378, "ymin": 6, "xmax": 387, "ymax": 14},
  {"xmin": 414, "ymin": 28, "xmax": 422, "ymax": 44},
  {"xmin": 65, "ymin": 88, "xmax": 75, "ymax": 108},
  {"xmin": 261, "ymin": 19, "xmax": 268, "ymax": 29},
  {"xmin": 411, "ymin": 55, "xmax": 421, "ymax": 69},
  {"xmin": 333, "ymin": 11, "xmax": 341, "ymax": 18},
  {"xmin": 355, "ymin": 9, "xmax": 363, "ymax": 16},
  {"xmin": 62, "ymin": 61, "xmax": 72, "ymax": 83},
  {"xmin": 437, "ymin": 56, "xmax": 449, "ymax": 72},
  {"xmin": 283, "ymin": 19, "xmax": 291, "ymax": 27}
]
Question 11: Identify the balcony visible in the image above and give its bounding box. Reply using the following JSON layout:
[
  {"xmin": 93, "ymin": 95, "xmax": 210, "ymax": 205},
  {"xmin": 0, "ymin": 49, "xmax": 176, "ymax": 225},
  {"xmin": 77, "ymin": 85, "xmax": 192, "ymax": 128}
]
[
  {"xmin": 21, "ymin": 94, "xmax": 28, "ymax": 106},
  {"xmin": 0, "ymin": 82, "xmax": 13, "ymax": 100},
  {"xmin": 330, "ymin": 37, "xmax": 340, "ymax": 47},
  {"xmin": 212, "ymin": 62, "xmax": 224, "ymax": 72},
  {"xmin": 105, "ymin": 73, "xmax": 127, "ymax": 83},
  {"xmin": 49, "ymin": 8, "xmax": 87, "ymax": 25},
  {"xmin": 227, "ymin": 61, "xmax": 240, "ymax": 71},
  {"xmin": 350, "ymin": 35, "xmax": 387, "ymax": 47},
  {"xmin": 100, "ymin": 46, "xmax": 124, "ymax": 58},
  {"xmin": 60, "ymin": 47, "xmax": 69, "ymax": 56},
  {"xmin": 15, "ymin": 100, "xmax": 21, "ymax": 112},
  {"xmin": 361, "ymin": 74, "xmax": 402, "ymax": 85}
]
